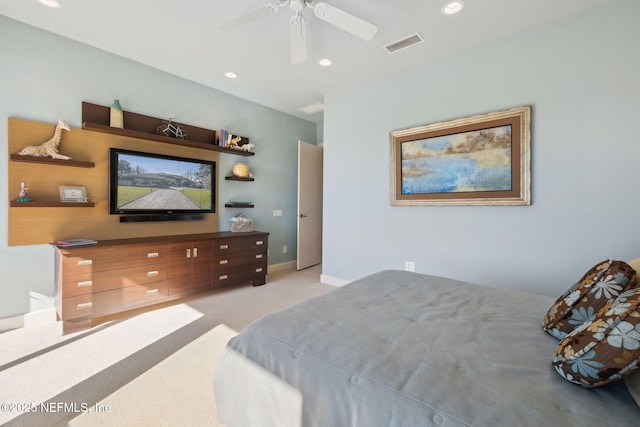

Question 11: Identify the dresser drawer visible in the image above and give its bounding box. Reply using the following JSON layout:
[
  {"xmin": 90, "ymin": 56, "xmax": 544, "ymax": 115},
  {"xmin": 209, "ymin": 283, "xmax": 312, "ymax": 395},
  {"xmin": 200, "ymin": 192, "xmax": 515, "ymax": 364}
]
[
  {"xmin": 61, "ymin": 264, "xmax": 168, "ymax": 297},
  {"xmin": 213, "ymin": 235, "xmax": 267, "ymax": 255},
  {"xmin": 92, "ymin": 282, "xmax": 169, "ymax": 317},
  {"xmin": 213, "ymin": 262, "xmax": 267, "ymax": 287},
  {"xmin": 61, "ymin": 294, "xmax": 94, "ymax": 320},
  {"xmin": 60, "ymin": 243, "xmax": 170, "ymax": 275},
  {"xmin": 213, "ymin": 249, "xmax": 267, "ymax": 269}
]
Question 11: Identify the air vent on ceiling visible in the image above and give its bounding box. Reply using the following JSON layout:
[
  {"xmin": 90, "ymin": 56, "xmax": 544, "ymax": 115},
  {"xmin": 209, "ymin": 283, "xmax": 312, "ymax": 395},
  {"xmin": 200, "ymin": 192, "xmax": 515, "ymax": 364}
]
[{"xmin": 384, "ymin": 33, "xmax": 424, "ymax": 54}]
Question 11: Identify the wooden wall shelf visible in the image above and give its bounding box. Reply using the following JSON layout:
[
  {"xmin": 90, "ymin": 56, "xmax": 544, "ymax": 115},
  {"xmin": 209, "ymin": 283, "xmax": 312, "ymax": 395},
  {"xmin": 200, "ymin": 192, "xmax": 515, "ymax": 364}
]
[
  {"xmin": 82, "ymin": 102, "xmax": 254, "ymax": 157},
  {"xmin": 225, "ymin": 203, "xmax": 254, "ymax": 208},
  {"xmin": 10, "ymin": 154, "xmax": 95, "ymax": 168},
  {"xmin": 225, "ymin": 176, "xmax": 255, "ymax": 182},
  {"xmin": 10, "ymin": 200, "xmax": 95, "ymax": 208}
]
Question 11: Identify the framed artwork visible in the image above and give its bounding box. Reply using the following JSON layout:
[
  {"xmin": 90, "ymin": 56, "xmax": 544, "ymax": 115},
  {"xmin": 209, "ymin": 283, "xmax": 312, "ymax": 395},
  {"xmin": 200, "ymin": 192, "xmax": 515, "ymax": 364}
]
[
  {"xmin": 59, "ymin": 185, "xmax": 88, "ymax": 203},
  {"xmin": 390, "ymin": 106, "xmax": 531, "ymax": 206}
]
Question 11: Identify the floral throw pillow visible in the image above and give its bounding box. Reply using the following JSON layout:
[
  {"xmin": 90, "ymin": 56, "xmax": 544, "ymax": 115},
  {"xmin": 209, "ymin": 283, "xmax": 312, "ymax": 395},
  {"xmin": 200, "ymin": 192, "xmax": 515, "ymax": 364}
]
[
  {"xmin": 552, "ymin": 287, "xmax": 640, "ymax": 387},
  {"xmin": 542, "ymin": 259, "xmax": 636, "ymax": 340}
]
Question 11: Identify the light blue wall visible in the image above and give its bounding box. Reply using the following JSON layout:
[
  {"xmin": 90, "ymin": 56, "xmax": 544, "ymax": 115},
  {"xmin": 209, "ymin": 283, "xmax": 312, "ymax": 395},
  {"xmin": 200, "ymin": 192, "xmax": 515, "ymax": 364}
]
[
  {"xmin": 322, "ymin": 0, "xmax": 640, "ymax": 296},
  {"xmin": 0, "ymin": 16, "xmax": 316, "ymax": 318}
]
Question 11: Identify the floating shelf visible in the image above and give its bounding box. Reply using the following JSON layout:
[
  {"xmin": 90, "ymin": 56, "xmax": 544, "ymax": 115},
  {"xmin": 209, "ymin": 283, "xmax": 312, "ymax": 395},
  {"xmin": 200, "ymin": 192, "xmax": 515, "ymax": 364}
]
[
  {"xmin": 82, "ymin": 102, "xmax": 254, "ymax": 157},
  {"xmin": 225, "ymin": 203, "xmax": 254, "ymax": 208},
  {"xmin": 10, "ymin": 154, "xmax": 95, "ymax": 168},
  {"xmin": 10, "ymin": 200, "xmax": 95, "ymax": 208},
  {"xmin": 225, "ymin": 176, "xmax": 255, "ymax": 182}
]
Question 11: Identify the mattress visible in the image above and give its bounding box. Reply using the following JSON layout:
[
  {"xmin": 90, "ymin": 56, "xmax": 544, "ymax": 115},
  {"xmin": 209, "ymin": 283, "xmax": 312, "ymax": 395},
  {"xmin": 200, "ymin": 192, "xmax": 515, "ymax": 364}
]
[{"xmin": 214, "ymin": 270, "xmax": 640, "ymax": 426}]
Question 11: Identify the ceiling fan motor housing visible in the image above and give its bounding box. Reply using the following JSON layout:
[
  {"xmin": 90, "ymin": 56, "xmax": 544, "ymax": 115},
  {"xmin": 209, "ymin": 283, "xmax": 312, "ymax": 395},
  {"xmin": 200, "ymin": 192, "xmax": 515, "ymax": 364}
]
[{"xmin": 289, "ymin": 0, "xmax": 305, "ymax": 12}]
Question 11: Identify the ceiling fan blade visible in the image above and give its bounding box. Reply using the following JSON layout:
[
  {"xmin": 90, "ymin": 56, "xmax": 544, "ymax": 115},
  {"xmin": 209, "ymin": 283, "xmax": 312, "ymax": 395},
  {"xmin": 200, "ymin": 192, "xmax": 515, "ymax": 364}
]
[
  {"xmin": 289, "ymin": 14, "xmax": 307, "ymax": 64},
  {"xmin": 217, "ymin": 1, "xmax": 287, "ymax": 29},
  {"xmin": 312, "ymin": 2, "xmax": 377, "ymax": 41}
]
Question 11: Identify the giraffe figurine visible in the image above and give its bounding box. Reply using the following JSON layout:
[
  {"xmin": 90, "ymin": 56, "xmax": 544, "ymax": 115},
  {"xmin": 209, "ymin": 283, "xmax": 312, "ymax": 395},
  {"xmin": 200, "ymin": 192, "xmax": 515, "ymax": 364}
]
[{"xmin": 18, "ymin": 119, "xmax": 72, "ymax": 159}]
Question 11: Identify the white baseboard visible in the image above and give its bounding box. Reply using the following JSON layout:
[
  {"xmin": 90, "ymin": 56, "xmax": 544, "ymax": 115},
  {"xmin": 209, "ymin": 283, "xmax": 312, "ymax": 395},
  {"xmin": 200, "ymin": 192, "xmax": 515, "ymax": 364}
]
[
  {"xmin": 320, "ymin": 274, "xmax": 351, "ymax": 287},
  {"xmin": 267, "ymin": 261, "xmax": 297, "ymax": 274},
  {"xmin": 0, "ymin": 307, "xmax": 57, "ymax": 332}
]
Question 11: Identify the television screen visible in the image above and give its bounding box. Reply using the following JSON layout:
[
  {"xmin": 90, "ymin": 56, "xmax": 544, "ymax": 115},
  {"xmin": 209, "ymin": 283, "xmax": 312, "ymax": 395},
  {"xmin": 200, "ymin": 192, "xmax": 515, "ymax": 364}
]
[{"xmin": 109, "ymin": 148, "xmax": 215, "ymax": 215}]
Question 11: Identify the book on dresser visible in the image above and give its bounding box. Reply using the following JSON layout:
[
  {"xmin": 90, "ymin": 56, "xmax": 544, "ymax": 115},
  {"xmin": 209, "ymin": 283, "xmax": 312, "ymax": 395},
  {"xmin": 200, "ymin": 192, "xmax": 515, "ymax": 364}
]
[{"xmin": 53, "ymin": 238, "xmax": 98, "ymax": 247}]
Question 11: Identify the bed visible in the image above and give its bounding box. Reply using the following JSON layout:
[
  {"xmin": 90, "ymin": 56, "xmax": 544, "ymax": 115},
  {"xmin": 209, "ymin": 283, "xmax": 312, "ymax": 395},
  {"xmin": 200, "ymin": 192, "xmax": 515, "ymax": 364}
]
[{"xmin": 214, "ymin": 270, "xmax": 640, "ymax": 426}]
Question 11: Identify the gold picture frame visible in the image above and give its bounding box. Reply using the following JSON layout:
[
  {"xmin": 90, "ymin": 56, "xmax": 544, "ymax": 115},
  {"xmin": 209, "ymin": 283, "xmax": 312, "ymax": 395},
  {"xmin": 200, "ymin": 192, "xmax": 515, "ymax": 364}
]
[{"xmin": 390, "ymin": 106, "xmax": 531, "ymax": 206}]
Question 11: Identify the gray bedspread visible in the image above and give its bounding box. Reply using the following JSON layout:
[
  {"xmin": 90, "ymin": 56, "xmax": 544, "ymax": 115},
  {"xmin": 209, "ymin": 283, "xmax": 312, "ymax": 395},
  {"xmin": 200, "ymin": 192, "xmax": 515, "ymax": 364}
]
[{"xmin": 220, "ymin": 270, "xmax": 640, "ymax": 426}]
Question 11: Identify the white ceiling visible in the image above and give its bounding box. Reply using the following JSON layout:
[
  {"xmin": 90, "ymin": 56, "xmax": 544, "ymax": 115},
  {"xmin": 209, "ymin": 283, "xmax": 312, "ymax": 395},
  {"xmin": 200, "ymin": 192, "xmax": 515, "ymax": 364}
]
[{"xmin": 0, "ymin": 0, "xmax": 614, "ymax": 123}]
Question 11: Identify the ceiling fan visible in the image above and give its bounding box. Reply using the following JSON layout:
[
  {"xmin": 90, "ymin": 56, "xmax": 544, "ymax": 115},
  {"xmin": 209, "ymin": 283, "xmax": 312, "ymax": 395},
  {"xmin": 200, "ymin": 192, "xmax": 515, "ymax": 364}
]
[{"xmin": 217, "ymin": 0, "xmax": 378, "ymax": 64}]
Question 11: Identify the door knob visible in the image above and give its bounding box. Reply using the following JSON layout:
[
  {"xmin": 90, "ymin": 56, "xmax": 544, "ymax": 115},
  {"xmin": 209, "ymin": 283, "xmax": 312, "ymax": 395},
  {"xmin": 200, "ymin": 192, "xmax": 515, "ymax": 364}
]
[{"xmin": 299, "ymin": 213, "xmax": 308, "ymax": 218}]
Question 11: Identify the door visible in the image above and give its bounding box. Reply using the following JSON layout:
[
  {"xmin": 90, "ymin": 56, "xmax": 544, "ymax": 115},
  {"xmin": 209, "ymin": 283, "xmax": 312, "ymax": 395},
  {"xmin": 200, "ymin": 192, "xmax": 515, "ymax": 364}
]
[{"xmin": 297, "ymin": 141, "xmax": 323, "ymax": 270}]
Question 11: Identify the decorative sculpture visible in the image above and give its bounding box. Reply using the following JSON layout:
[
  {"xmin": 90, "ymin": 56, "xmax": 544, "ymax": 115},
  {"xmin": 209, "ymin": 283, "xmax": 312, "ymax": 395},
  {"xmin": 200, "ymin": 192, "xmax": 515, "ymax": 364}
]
[
  {"xmin": 156, "ymin": 119, "xmax": 187, "ymax": 139},
  {"xmin": 17, "ymin": 181, "xmax": 32, "ymax": 202},
  {"xmin": 227, "ymin": 135, "xmax": 243, "ymax": 148},
  {"xmin": 228, "ymin": 136, "xmax": 254, "ymax": 152},
  {"xmin": 241, "ymin": 143, "xmax": 255, "ymax": 152},
  {"xmin": 18, "ymin": 119, "xmax": 72, "ymax": 159}
]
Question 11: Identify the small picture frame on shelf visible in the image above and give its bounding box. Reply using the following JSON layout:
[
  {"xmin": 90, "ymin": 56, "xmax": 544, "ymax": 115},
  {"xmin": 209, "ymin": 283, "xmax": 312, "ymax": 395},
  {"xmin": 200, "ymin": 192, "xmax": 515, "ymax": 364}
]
[{"xmin": 59, "ymin": 185, "xmax": 88, "ymax": 203}]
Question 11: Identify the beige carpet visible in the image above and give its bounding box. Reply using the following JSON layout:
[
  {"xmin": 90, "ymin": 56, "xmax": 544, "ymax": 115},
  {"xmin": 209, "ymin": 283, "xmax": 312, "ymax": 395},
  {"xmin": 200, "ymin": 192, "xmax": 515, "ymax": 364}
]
[
  {"xmin": 0, "ymin": 265, "xmax": 332, "ymax": 427},
  {"xmin": 70, "ymin": 323, "xmax": 237, "ymax": 427}
]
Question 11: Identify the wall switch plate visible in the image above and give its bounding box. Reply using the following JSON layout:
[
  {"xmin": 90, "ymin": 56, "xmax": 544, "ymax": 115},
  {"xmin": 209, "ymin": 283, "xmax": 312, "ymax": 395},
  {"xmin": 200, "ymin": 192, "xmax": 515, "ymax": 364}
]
[
  {"xmin": 283, "ymin": 245, "xmax": 288, "ymax": 254},
  {"xmin": 273, "ymin": 209, "xmax": 283, "ymax": 217},
  {"xmin": 405, "ymin": 261, "xmax": 415, "ymax": 272}
]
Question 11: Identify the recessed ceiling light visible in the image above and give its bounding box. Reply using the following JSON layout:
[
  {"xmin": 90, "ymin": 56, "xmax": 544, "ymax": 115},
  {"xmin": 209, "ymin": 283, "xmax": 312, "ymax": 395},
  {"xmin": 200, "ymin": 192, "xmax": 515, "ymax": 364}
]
[
  {"xmin": 38, "ymin": 0, "xmax": 62, "ymax": 8},
  {"xmin": 441, "ymin": 0, "xmax": 464, "ymax": 16},
  {"xmin": 318, "ymin": 58, "xmax": 332, "ymax": 67},
  {"xmin": 297, "ymin": 102, "xmax": 324, "ymax": 114},
  {"xmin": 224, "ymin": 71, "xmax": 238, "ymax": 79}
]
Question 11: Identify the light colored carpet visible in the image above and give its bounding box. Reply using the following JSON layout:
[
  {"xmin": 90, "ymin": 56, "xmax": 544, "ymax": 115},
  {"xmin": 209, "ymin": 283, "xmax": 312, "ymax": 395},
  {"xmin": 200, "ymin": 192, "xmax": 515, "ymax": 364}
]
[
  {"xmin": 0, "ymin": 265, "xmax": 332, "ymax": 427},
  {"xmin": 70, "ymin": 323, "xmax": 237, "ymax": 427}
]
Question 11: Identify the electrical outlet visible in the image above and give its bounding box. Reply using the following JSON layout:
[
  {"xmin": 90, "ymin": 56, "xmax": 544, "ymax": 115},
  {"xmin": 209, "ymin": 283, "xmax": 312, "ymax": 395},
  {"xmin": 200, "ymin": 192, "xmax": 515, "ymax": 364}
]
[
  {"xmin": 283, "ymin": 245, "xmax": 288, "ymax": 254},
  {"xmin": 405, "ymin": 261, "xmax": 415, "ymax": 272}
]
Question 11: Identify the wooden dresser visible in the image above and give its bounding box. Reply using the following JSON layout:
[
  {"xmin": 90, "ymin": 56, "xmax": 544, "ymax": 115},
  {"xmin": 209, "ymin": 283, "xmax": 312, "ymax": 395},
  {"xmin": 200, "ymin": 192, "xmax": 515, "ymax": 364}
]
[{"xmin": 54, "ymin": 231, "xmax": 268, "ymax": 334}]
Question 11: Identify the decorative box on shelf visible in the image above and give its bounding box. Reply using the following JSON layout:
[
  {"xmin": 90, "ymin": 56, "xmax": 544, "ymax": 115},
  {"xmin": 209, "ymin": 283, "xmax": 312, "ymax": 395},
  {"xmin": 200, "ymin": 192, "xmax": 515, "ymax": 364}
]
[{"xmin": 230, "ymin": 214, "xmax": 254, "ymax": 232}]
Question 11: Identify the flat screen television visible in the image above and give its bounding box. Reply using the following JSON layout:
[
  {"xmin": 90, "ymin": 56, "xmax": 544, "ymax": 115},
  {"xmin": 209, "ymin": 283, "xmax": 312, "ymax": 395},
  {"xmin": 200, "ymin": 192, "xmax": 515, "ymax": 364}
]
[{"xmin": 109, "ymin": 148, "xmax": 215, "ymax": 218}]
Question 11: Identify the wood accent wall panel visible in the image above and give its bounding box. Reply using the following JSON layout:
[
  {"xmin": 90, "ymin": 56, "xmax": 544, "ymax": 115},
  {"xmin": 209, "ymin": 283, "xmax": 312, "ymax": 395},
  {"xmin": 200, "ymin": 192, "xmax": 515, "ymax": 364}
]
[{"xmin": 8, "ymin": 118, "xmax": 220, "ymax": 246}]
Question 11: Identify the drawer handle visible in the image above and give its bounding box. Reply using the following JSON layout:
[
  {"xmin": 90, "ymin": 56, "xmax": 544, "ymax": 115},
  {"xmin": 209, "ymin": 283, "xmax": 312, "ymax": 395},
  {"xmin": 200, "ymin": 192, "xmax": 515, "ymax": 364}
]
[
  {"xmin": 255, "ymin": 254, "xmax": 263, "ymax": 259},
  {"xmin": 147, "ymin": 252, "xmax": 159, "ymax": 258},
  {"xmin": 256, "ymin": 241, "xmax": 264, "ymax": 246},
  {"xmin": 256, "ymin": 267, "xmax": 263, "ymax": 273},
  {"xmin": 147, "ymin": 271, "xmax": 159, "ymax": 277},
  {"xmin": 219, "ymin": 259, "xmax": 228, "ymax": 265},
  {"xmin": 219, "ymin": 275, "xmax": 228, "ymax": 280},
  {"xmin": 193, "ymin": 248, "xmax": 198, "ymax": 258},
  {"xmin": 186, "ymin": 248, "xmax": 191, "ymax": 259},
  {"xmin": 147, "ymin": 289, "xmax": 159, "ymax": 295},
  {"xmin": 77, "ymin": 260, "xmax": 93, "ymax": 266},
  {"xmin": 219, "ymin": 244, "xmax": 229, "ymax": 250},
  {"xmin": 77, "ymin": 302, "xmax": 92, "ymax": 310},
  {"xmin": 77, "ymin": 281, "xmax": 92, "ymax": 288}
]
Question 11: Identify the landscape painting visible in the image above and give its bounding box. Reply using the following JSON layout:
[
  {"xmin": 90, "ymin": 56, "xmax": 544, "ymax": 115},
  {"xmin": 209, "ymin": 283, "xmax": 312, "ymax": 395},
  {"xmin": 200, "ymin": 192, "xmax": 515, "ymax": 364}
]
[
  {"xmin": 401, "ymin": 125, "xmax": 512, "ymax": 195},
  {"xmin": 390, "ymin": 106, "xmax": 531, "ymax": 206}
]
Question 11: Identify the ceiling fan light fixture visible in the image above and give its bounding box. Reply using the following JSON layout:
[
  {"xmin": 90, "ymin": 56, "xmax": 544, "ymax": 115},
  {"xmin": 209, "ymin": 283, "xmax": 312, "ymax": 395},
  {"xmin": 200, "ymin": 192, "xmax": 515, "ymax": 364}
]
[{"xmin": 441, "ymin": 0, "xmax": 464, "ymax": 16}]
